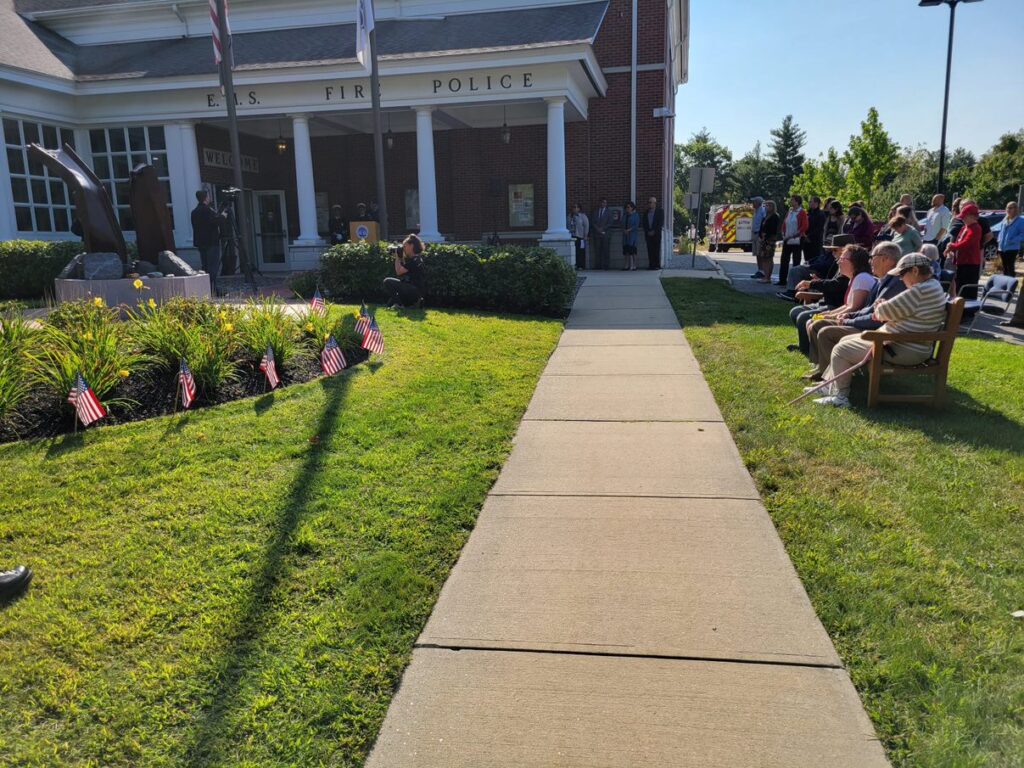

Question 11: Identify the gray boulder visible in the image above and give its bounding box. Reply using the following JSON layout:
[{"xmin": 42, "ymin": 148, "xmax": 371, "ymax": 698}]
[
  {"xmin": 135, "ymin": 260, "xmax": 158, "ymax": 274},
  {"xmin": 57, "ymin": 252, "xmax": 85, "ymax": 280},
  {"xmin": 157, "ymin": 251, "xmax": 197, "ymax": 277},
  {"xmin": 82, "ymin": 252, "xmax": 124, "ymax": 280},
  {"xmin": 147, "ymin": 272, "xmax": 164, "ymax": 278}
]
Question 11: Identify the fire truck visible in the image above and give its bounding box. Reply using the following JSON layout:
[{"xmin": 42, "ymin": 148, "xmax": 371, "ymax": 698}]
[{"xmin": 707, "ymin": 203, "xmax": 754, "ymax": 252}]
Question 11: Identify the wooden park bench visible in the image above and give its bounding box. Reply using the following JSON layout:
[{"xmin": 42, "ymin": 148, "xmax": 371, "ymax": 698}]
[{"xmin": 861, "ymin": 298, "xmax": 965, "ymax": 409}]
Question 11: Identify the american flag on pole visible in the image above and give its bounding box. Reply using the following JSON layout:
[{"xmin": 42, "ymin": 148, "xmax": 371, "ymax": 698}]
[
  {"xmin": 260, "ymin": 345, "xmax": 280, "ymax": 389},
  {"xmin": 321, "ymin": 335, "xmax": 348, "ymax": 376},
  {"xmin": 179, "ymin": 358, "xmax": 198, "ymax": 409},
  {"xmin": 355, "ymin": 0, "xmax": 375, "ymax": 73},
  {"xmin": 361, "ymin": 315, "xmax": 385, "ymax": 355},
  {"xmin": 354, "ymin": 302, "xmax": 370, "ymax": 336},
  {"xmin": 210, "ymin": 0, "xmax": 233, "ymax": 67},
  {"xmin": 67, "ymin": 372, "xmax": 106, "ymax": 427},
  {"xmin": 310, "ymin": 288, "xmax": 326, "ymax": 316}
]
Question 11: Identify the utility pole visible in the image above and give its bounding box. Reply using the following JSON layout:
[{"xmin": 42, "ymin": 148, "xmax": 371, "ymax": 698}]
[{"xmin": 214, "ymin": 0, "xmax": 253, "ymax": 284}]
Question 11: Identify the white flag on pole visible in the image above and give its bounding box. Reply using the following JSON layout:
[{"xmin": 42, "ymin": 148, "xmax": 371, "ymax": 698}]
[{"xmin": 356, "ymin": 0, "xmax": 375, "ymax": 72}]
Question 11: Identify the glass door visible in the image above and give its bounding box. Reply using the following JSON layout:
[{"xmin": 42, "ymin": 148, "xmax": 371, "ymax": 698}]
[{"xmin": 254, "ymin": 190, "xmax": 289, "ymax": 270}]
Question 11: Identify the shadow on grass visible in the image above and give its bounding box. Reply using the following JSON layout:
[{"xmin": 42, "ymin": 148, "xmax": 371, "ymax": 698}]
[
  {"xmin": 253, "ymin": 393, "xmax": 275, "ymax": 415},
  {"xmin": 44, "ymin": 431, "xmax": 84, "ymax": 459},
  {"xmin": 851, "ymin": 382, "xmax": 1024, "ymax": 454},
  {"xmin": 183, "ymin": 371, "xmax": 355, "ymax": 767},
  {"xmin": 661, "ymin": 278, "xmax": 795, "ymax": 330}
]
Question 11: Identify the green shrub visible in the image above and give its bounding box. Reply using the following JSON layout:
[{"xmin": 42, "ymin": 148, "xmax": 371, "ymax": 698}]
[
  {"xmin": 286, "ymin": 270, "xmax": 321, "ymax": 299},
  {"xmin": 420, "ymin": 245, "xmax": 483, "ymax": 307},
  {"xmin": 478, "ymin": 246, "xmax": 576, "ymax": 316},
  {"xmin": 0, "ymin": 303, "xmax": 35, "ymax": 420},
  {"xmin": 0, "ymin": 240, "xmax": 82, "ymax": 300},
  {"xmin": 319, "ymin": 242, "xmax": 391, "ymax": 302},
  {"xmin": 237, "ymin": 298, "xmax": 310, "ymax": 370},
  {"xmin": 318, "ymin": 242, "xmax": 575, "ymax": 316},
  {"xmin": 30, "ymin": 300, "xmax": 148, "ymax": 408}
]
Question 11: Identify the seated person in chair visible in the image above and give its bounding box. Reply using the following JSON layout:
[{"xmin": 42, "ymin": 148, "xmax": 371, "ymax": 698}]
[
  {"xmin": 804, "ymin": 242, "xmax": 905, "ymax": 380},
  {"xmin": 814, "ymin": 253, "xmax": 948, "ymax": 408},
  {"xmin": 788, "ymin": 245, "xmax": 872, "ymax": 356}
]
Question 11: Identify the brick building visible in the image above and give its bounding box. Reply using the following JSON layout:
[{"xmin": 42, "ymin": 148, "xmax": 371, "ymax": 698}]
[{"xmin": 0, "ymin": 0, "xmax": 690, "ymax": 269}]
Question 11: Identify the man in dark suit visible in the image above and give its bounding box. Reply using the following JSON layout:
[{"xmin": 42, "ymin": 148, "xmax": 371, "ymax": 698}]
[
  {"xmin": 591, "ymin": 198, "xmax": 612, "ymax": 270},
  {"xmin": 642, "ymin": 196, "xmax": 665, "ymax": 269}
]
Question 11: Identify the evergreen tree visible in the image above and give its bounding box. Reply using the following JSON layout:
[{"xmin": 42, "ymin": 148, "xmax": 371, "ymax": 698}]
[
  {"xmin": 730, "ymin": 141, "xmax": 775, "ymax": 202},
  {"xmin": 768, "ymin": 115, "xmax": 806, "ymax": 202}
]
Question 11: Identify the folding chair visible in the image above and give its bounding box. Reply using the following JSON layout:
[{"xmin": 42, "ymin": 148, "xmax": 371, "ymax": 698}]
[{"xmin": 958, "ymin": 275, "xmax": 1019, "ymax": 335}]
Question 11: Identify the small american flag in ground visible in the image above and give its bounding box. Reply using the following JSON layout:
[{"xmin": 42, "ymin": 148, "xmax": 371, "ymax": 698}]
[
  {"xmin": 354, "ymin": 302, "xmax": 370, "ymax": 336},
  {"xmin": 179, "ymin": 358, "xmax": 197, "ymax": 409},
  {"xmin": 310, "ymin": 289, "xmax": 326, "ymax": 316},
  {"xmin": 67, "ymin": 372, "xmax": 106, "ymax": 426},
  {"xmin": 361, "ymin": 315, "xmax": 384, "ymax": 355},
  {"xmin": 321, "ymin": 335, "xmax": 347, "ymax": 376},
  {"xmin": 260, "ymin": 345, "xmax": 280, "ymax": 389}
]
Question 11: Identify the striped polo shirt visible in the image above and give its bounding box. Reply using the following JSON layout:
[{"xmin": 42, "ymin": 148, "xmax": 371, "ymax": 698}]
[{"xmin": 874, "ymin": 278, "xmax": 949, "ymax": 358}]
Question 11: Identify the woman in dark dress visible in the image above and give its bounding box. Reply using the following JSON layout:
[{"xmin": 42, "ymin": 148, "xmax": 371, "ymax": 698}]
[{"xmin": 757, "ymin": 200, "xmax": 781, "ymax": 283}]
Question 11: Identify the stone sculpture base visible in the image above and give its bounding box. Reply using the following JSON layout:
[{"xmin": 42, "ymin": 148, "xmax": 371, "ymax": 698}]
[{"xmin": 55, "ymin": 274, "xmax": 212, "ymax": 307}]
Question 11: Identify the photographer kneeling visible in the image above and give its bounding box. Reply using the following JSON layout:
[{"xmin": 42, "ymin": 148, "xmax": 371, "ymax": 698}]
[{"xmin": 383, "ymin": 234, "xmax": 425, "ymax": 308}]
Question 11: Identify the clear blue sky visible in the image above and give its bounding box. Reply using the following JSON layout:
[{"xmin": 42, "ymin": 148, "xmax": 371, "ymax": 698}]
[{"xmin": 674, "ymin": 0, "xmax": 1024, "ymax": 162}]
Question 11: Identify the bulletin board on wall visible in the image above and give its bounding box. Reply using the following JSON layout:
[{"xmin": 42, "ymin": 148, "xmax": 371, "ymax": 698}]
[{"xmin": 508, "ymin": 184, "xmax": 534, "ymax": 227}]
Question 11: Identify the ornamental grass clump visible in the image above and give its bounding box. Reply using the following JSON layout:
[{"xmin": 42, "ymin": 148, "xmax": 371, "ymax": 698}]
[
  {"xmin": 127, "ymin": 299, "xmax": 239, "ymax": 397},
  {"xmin": 237, "ymin": 297, "xmax": 310, "ymax": 370},
  {"xmin": 30, "ymin": 299, "xmax": 149, "ymax": 409},
  {"xmin": 0, "ymin": 303, "xmax": 34, "ymax": 420},
  {"xmin": 296, "ymin": 304, "xmax": 363, "ymax": 354}
]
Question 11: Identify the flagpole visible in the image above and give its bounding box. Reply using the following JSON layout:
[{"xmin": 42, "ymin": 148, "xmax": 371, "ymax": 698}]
[
  {"xmin": 215, "ymin": 0, "xmax": 254, "ymax": 286},
  {"xmin": 368, "ymin": 8, "xmax": 389, "ymax": 242}
]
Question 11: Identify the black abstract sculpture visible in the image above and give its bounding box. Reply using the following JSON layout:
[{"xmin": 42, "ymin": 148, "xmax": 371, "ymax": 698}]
[
  {"xmin": 129, "ymin": 163, "xmax": 176, "ymax": 265},
  {"xmin": 27, "ymin": 143, "xmax": 128, "ymax": 267}
]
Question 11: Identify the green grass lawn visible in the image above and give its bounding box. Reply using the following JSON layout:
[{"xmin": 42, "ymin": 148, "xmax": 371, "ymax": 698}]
[
  {"xmin": 0, "ymin": 305, "xmax": 562, "ymax": 767},
  {"xmin": 662, "ymin": 279, "xmax": 1024, "ymax": 768}
]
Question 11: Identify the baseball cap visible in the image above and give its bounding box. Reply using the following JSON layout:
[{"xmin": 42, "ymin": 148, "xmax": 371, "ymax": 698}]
[
  {"xmin": 888, "ymin": 253, "xmax": 932, "ymax": 276},
  {"xmin": 750, "ymin": 196, "xmax": 764, "ymax": 204},
  {"xmin": 959, "ymin": 203, "xmax": 979, "ymax": 218}
]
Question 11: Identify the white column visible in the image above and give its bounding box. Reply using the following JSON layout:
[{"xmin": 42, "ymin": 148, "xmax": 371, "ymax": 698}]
[
  {"xmin": 541, "ymin": 97, "xmax": 572, "ymax": 255},
  {"xmin": 414, "ymin": 107, "xmax": 442, "ymax": 242},
  {"xmin": 166, "ymin": 121, "xmax": 202, "ymax": 248},
  {"xmin": 290, "ymin": 114, "xmax": 320, "ymax": 244}
]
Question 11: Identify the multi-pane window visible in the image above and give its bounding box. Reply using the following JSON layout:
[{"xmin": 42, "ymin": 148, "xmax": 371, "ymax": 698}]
[
  {"xmin": 3, "ymin": 117, "xmax": 77, "ymax": 233},
  {"xmin": 89, "ymin": 126, "xmax": 172, "ymax": 231}
]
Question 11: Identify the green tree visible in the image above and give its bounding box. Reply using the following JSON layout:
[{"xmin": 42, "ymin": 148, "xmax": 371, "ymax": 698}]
[
  {"xmin": 791, "ymin": 147, "xmax": 847, "ymax": 204},
  {"xmin": 675, "ymin": 128, "xmax": 733, "ymax": 206},
  {"xmin": 730, "ymin": 141, "xmax": 776, "ymax": 203},
  {"xmin": 768, "ymin": 115, "xmax": 806, "ymax": 202},
  {"xmin": 841, "ymin": 107, "xmax": 900, "ymax": 216},
  {"xmin": 966, "ymin": 129, "xmax": 1024, "ymax": 209}
]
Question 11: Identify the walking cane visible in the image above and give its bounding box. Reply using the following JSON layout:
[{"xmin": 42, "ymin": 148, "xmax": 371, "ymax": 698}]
[{"xmin": 788, "ymin": 349, "xmax": 874, "ymax": 406}]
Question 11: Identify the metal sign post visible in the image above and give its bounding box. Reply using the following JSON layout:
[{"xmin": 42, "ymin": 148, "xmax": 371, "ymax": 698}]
[{"xmin": 688, "ymin": 167, "xmax": 715, "ymax": 268}]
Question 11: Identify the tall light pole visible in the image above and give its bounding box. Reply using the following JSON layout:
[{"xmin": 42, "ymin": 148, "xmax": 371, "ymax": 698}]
[{"xmin": 918, "ymin": 0, "xmax": 983, "ymax": 196}]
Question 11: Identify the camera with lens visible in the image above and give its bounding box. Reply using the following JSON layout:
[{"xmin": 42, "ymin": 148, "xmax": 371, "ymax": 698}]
[
  {"xmin": 387, "ymin": 243, "xmax": 403, "ymax": 256},
  {"xmin": 220, "ymin": 187, "xmax": 241, "ymax": 201}
]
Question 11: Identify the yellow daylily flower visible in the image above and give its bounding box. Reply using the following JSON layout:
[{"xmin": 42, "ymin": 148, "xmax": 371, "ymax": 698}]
[
  {"xmin": 93, "ymin": 297, "xmax": 104, "ymax": 307},
  {"xmin": 118, "ymin": 369, "xmax": 131, "ymax": 379},
  {"xmin": 222, "ymin": 322, "xmax": 234, "ymax": 333},
  {"xmin": 305, "ymin": 323, "xmax": 315, "ymax": 333},
  {"xmin": 148, "ymin": 298, "xmax": 157, "ymax": 309},
  {"xmin": 133, "ymin": 278, "xmax": 144, "ymax": 290},
  {"xmin": 84, "ymin": 331, "xmax": 94, "ymax": 341}
]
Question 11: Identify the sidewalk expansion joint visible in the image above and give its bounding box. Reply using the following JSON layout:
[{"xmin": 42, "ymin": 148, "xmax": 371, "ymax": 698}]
[{"xmin": 412, "ymin": 642, "xmax": 845, "ymax": 671}]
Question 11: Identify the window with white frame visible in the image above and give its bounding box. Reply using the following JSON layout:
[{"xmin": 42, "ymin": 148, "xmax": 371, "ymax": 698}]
[
  {"xmin": 89, "ymin": 126, "xmax": 173, "ymax": 231},
  {"xmin": 3, "ymin": 117, "xmax": 77, "ymax": 233}
]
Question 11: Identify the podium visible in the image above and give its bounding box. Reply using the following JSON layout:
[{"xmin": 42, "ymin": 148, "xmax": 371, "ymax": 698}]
[{"xmin": 350, "ymin": 220, "xmax": 379, "ymax": 243}]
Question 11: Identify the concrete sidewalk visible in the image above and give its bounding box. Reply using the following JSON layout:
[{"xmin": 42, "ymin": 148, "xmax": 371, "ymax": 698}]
[{"xmin": 367, "ymin": 270, "xmax": 889, "ymax": 767}]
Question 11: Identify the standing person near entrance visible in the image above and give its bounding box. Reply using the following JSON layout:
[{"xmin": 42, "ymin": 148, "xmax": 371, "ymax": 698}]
[
  {"xmin": 622, "ymin": 201, "xmax": 640, "ymax": 271},
  {"xmin": 568, "ymin": 203, "xmax": 589, "ymax": 269},
  {"xmin": 643, "ymin": 196, "xmax": 664, "ymax": 270},
  {"xmin": 191, "ymin": 190, "xmax": 226, "ymax": 293},
  {"xmin": 756, "ymin": 200, "xmax": 781, "ymax": 283},
  {"xmin": 777, "ymin": 195, "xmax": 808, "ymax": 286},
  {"xmin": 922, "ymin": 193, "xmax": 952, "ymax": 245},
  {"xmin": 591, "ymin": 198, "xmax": 612, "ymax": 270},
  {"xmin": 383, "ymin": 234, "xmax": 425, "ymax": 308},
  {"xmin": 328, "ymin": 205, "xmax": 349, "ymax": 245}
]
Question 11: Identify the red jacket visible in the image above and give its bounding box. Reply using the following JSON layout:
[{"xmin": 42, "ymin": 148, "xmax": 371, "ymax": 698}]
[{"xmin": 949, "ymin": 221, "xmax": 982, "ymax": 266}]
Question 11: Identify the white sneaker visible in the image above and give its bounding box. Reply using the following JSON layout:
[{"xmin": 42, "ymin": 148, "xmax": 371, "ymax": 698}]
[{"xmin": 812, "ymin": 395, "xmax": 851, "ymax": 408}]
